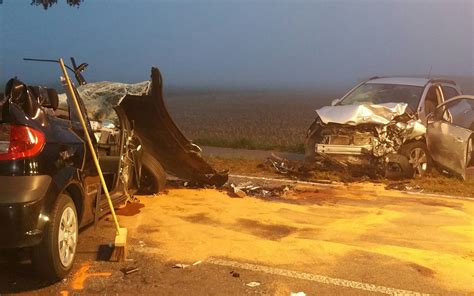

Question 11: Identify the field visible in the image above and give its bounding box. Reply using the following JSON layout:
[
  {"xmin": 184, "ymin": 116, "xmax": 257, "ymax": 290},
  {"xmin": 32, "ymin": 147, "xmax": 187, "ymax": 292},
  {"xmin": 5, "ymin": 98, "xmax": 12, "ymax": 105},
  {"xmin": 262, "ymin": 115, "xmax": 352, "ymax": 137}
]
[{"xmin": 165, "ymin": 90, "xmax": 333, "ymax": 153}]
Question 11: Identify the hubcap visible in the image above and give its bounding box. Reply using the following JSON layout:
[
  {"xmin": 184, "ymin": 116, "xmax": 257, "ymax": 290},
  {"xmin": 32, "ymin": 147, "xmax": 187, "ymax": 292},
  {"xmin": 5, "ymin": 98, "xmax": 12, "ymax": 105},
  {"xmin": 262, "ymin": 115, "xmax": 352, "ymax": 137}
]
[
  {"xmin": 58, "ymin": 206, "xmax": 77, "ymax": 267},
  {"xmin": 408, "ymin": 147, "xmax": 428, "ymax": 177}
]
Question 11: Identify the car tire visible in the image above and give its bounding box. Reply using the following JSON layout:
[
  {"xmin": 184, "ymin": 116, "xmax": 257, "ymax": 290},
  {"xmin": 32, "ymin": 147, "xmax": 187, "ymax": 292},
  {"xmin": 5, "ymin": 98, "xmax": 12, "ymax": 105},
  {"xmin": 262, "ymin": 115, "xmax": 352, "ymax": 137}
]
[
  {"xmin": 32, "ymin": 193, "xmax": 78, "ymax": 281},
  {"xmin": 304, "ymin": 120, "xmax": 322, "ymax": 165},
  {"xmin": 139, "ymin": 151, "xmax": 167, "ymax": 194},
  {"xmin": 399, "ymin": 141, "xmax": 433, "ymax": 178}
]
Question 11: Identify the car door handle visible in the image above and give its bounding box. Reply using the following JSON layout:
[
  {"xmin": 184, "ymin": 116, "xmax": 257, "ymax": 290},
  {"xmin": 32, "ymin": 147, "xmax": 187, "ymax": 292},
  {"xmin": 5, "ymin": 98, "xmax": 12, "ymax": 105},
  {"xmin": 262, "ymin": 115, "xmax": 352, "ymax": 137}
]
[{"xmin": 455, "ymin": 137, "xmax": 464, "ymax": 143}]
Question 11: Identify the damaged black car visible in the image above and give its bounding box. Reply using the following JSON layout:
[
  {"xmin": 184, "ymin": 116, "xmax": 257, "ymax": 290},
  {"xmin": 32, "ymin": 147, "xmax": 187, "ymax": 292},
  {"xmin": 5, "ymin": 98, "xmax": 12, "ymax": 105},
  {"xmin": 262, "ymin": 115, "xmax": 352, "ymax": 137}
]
[{"xmin": 0, "ymin": 60, "xmax": 227, "ymax": 280}]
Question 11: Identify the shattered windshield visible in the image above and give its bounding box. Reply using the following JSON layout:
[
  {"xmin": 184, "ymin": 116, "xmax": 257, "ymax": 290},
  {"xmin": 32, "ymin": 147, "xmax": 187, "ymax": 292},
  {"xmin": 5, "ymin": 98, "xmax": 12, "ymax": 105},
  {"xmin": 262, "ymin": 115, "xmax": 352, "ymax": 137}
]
[{"xmin": 340, "ymin": 83, "xmax": 423, "ymax": 110}]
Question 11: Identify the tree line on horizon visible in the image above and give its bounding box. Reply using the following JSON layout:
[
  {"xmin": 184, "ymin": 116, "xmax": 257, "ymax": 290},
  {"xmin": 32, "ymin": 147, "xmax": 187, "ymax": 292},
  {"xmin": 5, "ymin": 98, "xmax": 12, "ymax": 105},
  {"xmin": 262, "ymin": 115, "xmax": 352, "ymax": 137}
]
[{"xmin": 30, "ymin": 0, "xmax": 82, "ymax": 9}]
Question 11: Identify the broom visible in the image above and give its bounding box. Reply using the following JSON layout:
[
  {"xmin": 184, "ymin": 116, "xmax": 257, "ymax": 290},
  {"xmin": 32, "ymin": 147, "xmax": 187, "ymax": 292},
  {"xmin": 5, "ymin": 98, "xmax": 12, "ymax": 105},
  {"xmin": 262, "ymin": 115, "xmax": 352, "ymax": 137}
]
[{"xmin": 59, "ymin": 58, "xmax": 128, "ymax": 262}]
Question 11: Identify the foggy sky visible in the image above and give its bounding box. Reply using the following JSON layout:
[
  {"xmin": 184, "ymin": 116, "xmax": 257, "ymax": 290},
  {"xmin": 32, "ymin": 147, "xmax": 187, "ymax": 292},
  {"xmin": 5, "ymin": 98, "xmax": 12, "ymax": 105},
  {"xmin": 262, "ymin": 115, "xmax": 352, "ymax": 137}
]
[{"xmin": 1, "ymin": 0, "xmax": 473, "ymax": 92}]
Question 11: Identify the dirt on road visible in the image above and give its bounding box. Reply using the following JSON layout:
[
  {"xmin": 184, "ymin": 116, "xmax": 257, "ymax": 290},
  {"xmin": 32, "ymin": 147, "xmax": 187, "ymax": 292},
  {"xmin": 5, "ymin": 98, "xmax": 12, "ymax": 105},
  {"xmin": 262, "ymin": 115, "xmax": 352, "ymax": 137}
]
[{"xmin": 1, "ymin": 177, "xmax": 473, "ymax": 295}]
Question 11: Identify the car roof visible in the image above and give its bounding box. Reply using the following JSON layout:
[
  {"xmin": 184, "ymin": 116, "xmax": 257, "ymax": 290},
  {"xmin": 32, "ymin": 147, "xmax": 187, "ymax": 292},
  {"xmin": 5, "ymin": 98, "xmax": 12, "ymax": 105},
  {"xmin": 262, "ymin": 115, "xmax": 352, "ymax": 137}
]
[{"xmin": 366, "ymin": 77, "xmax": 430, "ymax": 87}]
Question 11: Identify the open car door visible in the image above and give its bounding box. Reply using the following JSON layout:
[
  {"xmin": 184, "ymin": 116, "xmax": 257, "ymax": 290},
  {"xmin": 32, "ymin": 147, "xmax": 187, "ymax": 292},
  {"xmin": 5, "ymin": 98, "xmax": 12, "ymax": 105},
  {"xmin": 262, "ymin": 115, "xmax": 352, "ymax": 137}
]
[{"xmin": 427, "ymin": 96, "xmax": 474, "ymax": 179}]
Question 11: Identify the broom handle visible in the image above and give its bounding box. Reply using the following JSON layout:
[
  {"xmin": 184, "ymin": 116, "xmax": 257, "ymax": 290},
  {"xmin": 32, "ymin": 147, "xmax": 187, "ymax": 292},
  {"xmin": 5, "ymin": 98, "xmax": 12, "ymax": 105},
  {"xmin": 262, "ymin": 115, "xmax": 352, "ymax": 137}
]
[{"xmin": 59, "ymin": 58, "xmax": 121, "ymax": 235}]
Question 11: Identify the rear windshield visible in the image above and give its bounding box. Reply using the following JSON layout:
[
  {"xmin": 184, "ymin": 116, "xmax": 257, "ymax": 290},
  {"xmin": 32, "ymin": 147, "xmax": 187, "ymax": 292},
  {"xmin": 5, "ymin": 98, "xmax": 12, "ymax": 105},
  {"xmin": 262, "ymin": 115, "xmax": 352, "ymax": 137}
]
[{"xmin": 340, "ymin": 83, "xmax": 423, "ymax": 110}]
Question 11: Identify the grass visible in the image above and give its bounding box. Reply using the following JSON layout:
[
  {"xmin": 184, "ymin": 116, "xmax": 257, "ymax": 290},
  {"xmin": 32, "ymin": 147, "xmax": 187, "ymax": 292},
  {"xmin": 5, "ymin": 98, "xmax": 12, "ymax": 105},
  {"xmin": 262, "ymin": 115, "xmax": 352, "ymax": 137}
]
[{"xmin": 194, "ymin": 137, "xmax": 305, "ymax": 153}]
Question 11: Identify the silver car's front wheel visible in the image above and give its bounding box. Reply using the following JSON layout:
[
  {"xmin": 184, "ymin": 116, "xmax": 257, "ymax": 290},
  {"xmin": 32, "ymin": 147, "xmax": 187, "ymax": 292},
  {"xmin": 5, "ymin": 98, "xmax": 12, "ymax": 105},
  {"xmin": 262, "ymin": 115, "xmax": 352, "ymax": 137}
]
[
  {"xmin": 408, "ymin": 147, "xmax": 428, "ymax": 176},
  {"xmin": 58, "ymin": 206, "xmax": 77, "ymax": 268},
  {"xmin": 400, "ymin": 141, "xmax": 432, "ymax": 178}
]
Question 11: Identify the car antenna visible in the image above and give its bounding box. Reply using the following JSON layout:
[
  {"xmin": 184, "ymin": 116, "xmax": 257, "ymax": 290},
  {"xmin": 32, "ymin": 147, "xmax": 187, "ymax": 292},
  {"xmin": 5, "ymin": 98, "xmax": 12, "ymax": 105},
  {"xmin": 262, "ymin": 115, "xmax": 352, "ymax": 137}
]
[
  {"xmin": 23, "ymin": 57, "xmax": 88, "ymax": 85},
  {"xmin": 428, "ymin": 65, "xmax": 433, "ymax": 79}
]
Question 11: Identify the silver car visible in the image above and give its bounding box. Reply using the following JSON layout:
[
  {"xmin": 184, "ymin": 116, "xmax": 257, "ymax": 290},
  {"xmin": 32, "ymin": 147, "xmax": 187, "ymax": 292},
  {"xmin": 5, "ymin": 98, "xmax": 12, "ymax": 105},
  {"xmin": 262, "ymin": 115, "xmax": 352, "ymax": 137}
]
[
  {"xmin": 305, "ymin": 77, "xmax": 462, "ymax": 178},
  {"xmin": 426, "ymin": 95, "xmax": 474, "ymax": 179}
]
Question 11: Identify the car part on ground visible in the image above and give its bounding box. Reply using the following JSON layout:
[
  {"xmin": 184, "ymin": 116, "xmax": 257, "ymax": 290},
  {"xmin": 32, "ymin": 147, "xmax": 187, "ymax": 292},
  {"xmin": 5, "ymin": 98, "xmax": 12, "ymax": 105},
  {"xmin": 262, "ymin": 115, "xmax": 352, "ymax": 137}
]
[{"xmin": 227, "ymin": 181, "xmax": 293, "ymax": 199}]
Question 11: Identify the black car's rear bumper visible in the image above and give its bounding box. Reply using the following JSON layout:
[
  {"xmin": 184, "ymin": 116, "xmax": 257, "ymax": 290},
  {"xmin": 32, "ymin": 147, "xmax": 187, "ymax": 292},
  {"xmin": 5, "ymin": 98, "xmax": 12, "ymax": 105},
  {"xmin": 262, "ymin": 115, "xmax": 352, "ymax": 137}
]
[{"xmin": 0, "ymin": 175, "xmax": 51, "ymax": 248}]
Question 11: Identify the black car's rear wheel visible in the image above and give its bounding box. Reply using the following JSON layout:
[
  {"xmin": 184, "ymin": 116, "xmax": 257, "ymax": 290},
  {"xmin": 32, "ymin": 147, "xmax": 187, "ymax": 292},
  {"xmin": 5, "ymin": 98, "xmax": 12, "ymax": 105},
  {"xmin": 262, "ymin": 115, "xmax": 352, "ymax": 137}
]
[
  {"xmin": 139, "ymin": 151, "xmax": 167, "ymax": 194},
  {"xmin": 33, "ymin": 193, "xmax": 78, "ymax": 281}
]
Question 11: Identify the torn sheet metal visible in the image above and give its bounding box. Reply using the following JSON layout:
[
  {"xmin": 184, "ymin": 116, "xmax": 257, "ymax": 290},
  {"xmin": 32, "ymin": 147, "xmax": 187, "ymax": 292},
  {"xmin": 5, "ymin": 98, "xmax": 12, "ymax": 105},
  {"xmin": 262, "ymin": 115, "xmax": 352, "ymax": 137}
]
[
  {"xmin": 119, "ymin": 68, "xmax": 228, "ymax": 187},
  {"xmin": 316, "ymin": 103, "xmax": 408, "ymax": 125},
  {"xmin": 59, "ymin": 68, "xmax": 228, "ymax": 187}
]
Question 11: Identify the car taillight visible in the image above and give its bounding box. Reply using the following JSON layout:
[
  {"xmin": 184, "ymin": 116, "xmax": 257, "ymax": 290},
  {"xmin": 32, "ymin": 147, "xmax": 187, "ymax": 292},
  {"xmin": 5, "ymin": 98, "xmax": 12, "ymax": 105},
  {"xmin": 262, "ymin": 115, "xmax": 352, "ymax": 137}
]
[{"xmin": 0, "ymin": 124, "xmax": 45, "ymax": 161}]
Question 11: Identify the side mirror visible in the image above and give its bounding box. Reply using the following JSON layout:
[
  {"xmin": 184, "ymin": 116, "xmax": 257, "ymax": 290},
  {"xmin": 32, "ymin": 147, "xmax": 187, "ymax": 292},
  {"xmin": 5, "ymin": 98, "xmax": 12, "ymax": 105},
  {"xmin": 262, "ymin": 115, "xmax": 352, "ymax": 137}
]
[{"xmin": 331, "ymin": 98, "xmax": 341, "ymax": 106}]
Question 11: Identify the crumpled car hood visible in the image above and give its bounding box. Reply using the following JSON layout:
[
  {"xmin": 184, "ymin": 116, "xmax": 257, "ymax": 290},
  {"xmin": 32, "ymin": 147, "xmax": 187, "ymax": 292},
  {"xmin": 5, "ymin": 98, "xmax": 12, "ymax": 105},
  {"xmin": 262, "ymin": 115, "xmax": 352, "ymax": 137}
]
[{"xmin": 316, "ymin": 103, "xmax": 408, "ymax": 125}]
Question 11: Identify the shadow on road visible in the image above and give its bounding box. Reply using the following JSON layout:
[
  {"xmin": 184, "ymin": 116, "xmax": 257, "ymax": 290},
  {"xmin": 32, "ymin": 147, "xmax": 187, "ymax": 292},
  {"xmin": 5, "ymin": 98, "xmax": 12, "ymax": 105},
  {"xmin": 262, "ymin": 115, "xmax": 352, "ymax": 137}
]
[{"xmin": 0, "ymin": 249, "xmax": 55, "ymax": 294}]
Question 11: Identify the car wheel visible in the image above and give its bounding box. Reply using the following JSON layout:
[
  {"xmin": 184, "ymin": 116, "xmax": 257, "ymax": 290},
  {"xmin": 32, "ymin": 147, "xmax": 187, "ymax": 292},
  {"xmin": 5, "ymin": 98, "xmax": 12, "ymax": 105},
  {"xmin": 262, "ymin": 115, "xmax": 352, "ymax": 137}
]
[
  {"xmin": 139, "ymin": 151, "xmax": 167, "ymax": 194},
  {"xmin": 32, "ymin": 193, "xmax": 78, "ymax": 281},
  {"xmin": 304, "ymin": 121, "xmax": 322, "ymax": 165},
  {"xmin": 399, "ymin": 141, "xmax": 432, "ymax": 178}
]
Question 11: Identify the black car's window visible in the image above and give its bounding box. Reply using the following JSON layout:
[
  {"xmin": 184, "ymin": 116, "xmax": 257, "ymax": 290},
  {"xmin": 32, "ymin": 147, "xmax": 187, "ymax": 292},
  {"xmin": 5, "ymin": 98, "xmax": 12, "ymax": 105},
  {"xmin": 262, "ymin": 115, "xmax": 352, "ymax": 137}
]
[
  {"xmin": 443, "ymin": 98, "xmax": 474, "ymax": 130},
  {"xmin": 442, "ymin": 86, "xmax": 459, "ymax": 100},
  {"xmin": 340, "ymin": 83, "xmax": 423, "ymax": 110}
]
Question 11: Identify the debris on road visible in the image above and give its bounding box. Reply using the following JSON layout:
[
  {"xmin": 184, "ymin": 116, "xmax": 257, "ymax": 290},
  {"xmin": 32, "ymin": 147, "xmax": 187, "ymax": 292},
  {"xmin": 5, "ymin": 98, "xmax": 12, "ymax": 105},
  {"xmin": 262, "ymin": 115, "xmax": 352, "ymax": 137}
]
[
  {"xmin": 230, "ymin": 271, "xmax": 240, "ymax": 278},
  {"xmin": 230, "ymin": 183, "xmax": 247, "ymax": 198},
  {"xmin": 263, "ymin": 154, "xmax": 311, "ymax": 179},
  {"xmin": 290, "ymin": 292, "xmax": 306, "ymax": 296},
  {"xmin": 385, "ymin": 182, "xmax": 423, "ymax": 192},
  {"xmin": 246, "ymin": 281, "xmax": 261, "ymax": 287},
  {"xmin": 173, "ymin": 263, "xmax": 190, "ymax": 269},
  {"xmin": 227, "ymin": 181, "xmax": 294, "ymax": 199},
  {"xmin": 121, "ymin": 267, "xmax": 139, "ymax": 275},
  {"xmin": 192, "ymin": 260, "xmax": 202, "ymax": 266}
]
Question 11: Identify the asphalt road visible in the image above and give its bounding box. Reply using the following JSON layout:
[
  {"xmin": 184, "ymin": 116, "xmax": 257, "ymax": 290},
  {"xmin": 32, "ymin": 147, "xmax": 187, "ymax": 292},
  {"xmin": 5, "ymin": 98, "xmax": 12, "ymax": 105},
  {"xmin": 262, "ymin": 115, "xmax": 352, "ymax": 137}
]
[{"xmin": 1, "ymin": 176, "xmax": 473, "ymax": 295}]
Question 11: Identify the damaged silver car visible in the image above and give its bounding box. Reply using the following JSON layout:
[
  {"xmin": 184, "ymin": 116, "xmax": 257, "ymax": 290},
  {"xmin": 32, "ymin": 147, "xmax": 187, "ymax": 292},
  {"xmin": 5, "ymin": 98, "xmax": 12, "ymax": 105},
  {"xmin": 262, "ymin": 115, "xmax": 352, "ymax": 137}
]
[{"xmin": 305, "ymin": 77, "xmax": 462, "ymax": 178}]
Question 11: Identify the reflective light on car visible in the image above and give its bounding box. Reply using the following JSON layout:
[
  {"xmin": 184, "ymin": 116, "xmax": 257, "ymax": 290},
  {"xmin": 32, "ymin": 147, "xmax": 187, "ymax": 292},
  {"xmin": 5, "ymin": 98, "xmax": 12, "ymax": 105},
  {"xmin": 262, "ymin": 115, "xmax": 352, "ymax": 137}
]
[{"xmin": 0, "ymin": 124, "xmax": 45, "ymax": 161}]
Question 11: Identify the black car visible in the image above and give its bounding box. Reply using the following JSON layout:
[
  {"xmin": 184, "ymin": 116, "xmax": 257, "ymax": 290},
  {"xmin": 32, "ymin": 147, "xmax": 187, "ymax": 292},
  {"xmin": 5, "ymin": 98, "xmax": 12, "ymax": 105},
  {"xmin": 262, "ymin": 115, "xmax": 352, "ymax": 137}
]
[{"xmin": 0, "ymin": 62, "xmax": 227, "ymax": 280}]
